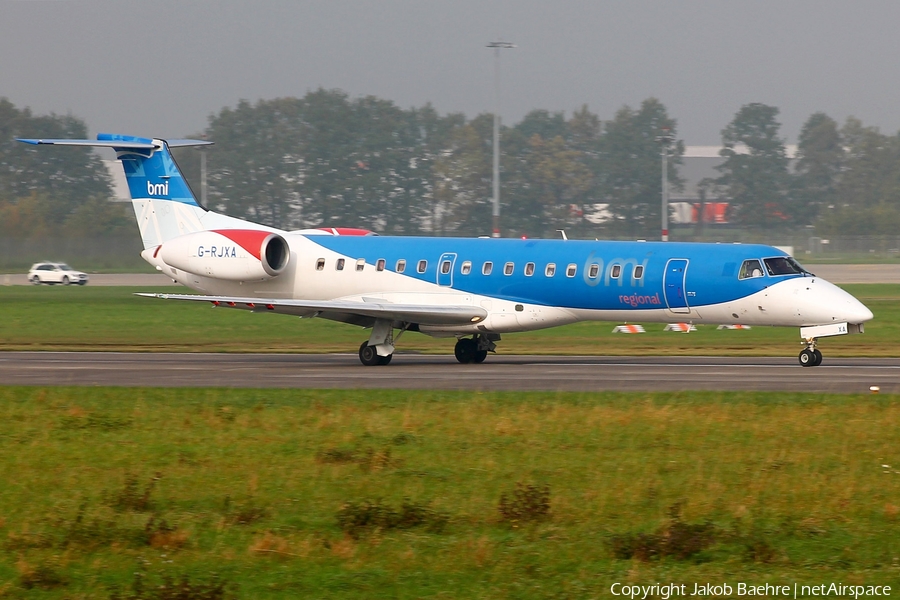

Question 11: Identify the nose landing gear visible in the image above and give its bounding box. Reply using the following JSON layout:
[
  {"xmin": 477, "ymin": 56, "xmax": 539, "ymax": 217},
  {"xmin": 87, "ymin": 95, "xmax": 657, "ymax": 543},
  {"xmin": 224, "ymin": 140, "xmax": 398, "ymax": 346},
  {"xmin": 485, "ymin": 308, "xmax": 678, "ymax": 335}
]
[{"xmin": 798, "ymin": 338, "xmax": 823, "ymax": 367}]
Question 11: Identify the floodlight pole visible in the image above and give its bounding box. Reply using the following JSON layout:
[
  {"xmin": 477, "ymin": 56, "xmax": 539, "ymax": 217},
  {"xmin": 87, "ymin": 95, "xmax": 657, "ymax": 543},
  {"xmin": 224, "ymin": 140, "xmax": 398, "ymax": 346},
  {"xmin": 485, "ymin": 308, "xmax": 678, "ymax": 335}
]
[
  {"xmin": 657, "ymin": 127, "xmax": 674, "ymax": 242},
  {"xmin": 200, "ymin": 148, "xmax": 207, "ymax": 207},
  {"xmin": 487, "ymin": 40, "xmax": 515, "ymax": 238},
  {"xmin": 198, "ymin": 133, "xmax": 209, "ymax": 208}
]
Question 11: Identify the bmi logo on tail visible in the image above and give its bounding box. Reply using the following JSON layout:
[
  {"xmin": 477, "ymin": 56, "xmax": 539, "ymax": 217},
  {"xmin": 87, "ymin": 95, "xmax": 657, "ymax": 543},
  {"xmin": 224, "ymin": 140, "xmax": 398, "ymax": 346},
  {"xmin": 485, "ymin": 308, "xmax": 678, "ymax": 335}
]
[{"xmin": 147, "ymin": 180, "xmax": 169, "ymax": 196}]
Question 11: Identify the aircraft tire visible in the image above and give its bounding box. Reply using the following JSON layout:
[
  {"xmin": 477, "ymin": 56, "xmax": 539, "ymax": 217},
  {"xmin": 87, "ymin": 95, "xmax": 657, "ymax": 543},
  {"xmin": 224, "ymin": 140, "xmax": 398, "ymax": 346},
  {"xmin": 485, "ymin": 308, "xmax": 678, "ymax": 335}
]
[
  {"xmin": 473, "ymin": 350, "xmax": 488, "ymax": 364},
  {"xmin": 358, "ymin": 342, "xmax": 380, "ymax": 367},
  {"xmin": 454, "ymin": 338, "xmax": 476, "ymax": 364},
  {"xmin": 798, "ymin": 349, "xmax": 817, "ymax": 367},
  {"xmin": 812, "ymin": 349, "xmax": 823, "ymax": 366},
  {"xmin": 377, "ymin": 353, "xmax": 393, "ymax": 365}
]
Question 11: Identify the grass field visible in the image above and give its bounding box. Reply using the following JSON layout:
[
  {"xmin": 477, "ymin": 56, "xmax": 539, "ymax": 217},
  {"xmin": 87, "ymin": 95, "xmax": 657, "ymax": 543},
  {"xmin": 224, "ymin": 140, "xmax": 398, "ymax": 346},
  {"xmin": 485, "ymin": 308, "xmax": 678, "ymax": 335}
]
[
  {"xmin": 0, "ymin": 386, "xmax": 898, "ymax": 598},
  {"xmin": 2, "ymin": 285, "xmax": 899, "ymax": 597},
  {"xmin": 1, "ymin": 284, "xmax": 897, "ymax": 356}
]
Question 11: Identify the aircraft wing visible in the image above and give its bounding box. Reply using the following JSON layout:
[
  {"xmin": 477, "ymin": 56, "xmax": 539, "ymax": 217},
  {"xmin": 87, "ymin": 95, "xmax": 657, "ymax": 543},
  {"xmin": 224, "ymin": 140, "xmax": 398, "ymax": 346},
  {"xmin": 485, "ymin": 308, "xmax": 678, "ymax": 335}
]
[{"xmin": 136, "ymin": 293, "xmax": 487, "ymax": 326}]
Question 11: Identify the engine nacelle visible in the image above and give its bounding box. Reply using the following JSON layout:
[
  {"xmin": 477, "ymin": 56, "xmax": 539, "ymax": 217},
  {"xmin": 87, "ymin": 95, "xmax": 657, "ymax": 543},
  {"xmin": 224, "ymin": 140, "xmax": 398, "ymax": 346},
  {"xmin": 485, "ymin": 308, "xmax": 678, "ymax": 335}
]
[{"xmin": 158, "ymin": 229, "xmax": 290, "ymax": 281}]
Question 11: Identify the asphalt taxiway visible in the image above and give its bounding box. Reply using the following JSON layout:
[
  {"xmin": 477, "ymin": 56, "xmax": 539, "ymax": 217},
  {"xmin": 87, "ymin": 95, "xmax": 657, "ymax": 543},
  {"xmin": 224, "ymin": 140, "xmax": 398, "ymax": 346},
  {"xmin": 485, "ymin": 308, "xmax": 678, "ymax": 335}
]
[{"xmin": 1, "ymin": 352, "xmax": 896, "ymax": 394}]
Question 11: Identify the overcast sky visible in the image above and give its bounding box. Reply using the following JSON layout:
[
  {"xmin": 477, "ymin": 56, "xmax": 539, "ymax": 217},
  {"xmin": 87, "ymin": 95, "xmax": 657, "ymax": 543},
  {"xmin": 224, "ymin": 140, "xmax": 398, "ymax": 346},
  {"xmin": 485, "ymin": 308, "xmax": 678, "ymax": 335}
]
[{"xmin": 3, "ymin": 1, "xmax": 900, "ymax": 145}]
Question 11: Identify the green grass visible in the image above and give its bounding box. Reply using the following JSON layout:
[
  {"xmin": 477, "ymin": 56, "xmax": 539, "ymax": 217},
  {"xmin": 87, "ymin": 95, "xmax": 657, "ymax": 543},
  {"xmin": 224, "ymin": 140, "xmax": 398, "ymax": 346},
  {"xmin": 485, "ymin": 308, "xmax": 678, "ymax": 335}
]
[
  {"xmin": 0, "ymin": 387, "xmax": 898, "ymax": 597},
  {"xmin": 0, "ymin": 284, "xmax": 897, "ymax": 356},
  {"xmin": 798, "ymin": 253, "xmax": 900, "ymax": 265}
]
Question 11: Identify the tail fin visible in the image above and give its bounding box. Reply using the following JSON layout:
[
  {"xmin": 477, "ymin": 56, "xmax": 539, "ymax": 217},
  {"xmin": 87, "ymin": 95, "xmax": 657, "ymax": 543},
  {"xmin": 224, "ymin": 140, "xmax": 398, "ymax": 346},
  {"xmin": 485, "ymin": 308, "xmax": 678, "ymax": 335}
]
[
  {"xmin": 97, "ymin": 133, "xmax": 207, "ymax": 208},
  {"xmin": 17, "ymin": 134, "xmax": 242, "ymax": 249}
]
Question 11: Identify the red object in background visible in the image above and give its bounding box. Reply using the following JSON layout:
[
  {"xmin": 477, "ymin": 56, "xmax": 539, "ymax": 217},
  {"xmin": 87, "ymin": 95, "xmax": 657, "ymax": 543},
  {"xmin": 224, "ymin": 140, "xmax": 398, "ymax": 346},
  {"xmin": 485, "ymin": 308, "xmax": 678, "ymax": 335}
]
[{"xmin": 691, "ymin": 202, "xmax": 729, "ymax": 224}]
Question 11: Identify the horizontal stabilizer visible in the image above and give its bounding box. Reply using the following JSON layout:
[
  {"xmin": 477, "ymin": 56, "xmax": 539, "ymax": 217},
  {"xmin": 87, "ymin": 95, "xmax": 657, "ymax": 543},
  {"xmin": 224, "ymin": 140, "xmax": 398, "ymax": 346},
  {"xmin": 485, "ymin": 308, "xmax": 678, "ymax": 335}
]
[
  {"xmin": 17, "ymin": 138, "xmax": 156, "ymax": 149},
  {"xmin": 17, "ymin": 136, "xmax": 213, "ymax": 150},
  {"xmin": 18, "ymin": 133, "xmax": 215, "ymax": 245},
  {"xmin": 165, "ymin": 139, "xmax": 215, "ymax": 148}
]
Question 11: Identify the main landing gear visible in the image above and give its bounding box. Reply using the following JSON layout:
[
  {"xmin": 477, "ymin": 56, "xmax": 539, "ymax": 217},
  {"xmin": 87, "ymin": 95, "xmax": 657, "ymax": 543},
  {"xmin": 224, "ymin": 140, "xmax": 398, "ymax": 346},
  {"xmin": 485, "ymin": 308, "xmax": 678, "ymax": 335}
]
[
  {"xmin": 454, "ymin": 334, "xmax": 498, "ymax": 364},
  {"xmin": 798, "ymin": 338, "xmax": 823, "ymax": 367},
  {"xmin": 359, "ymin": 341, "xmax": 392, "ymax": 366},
  {"xmin": 356, "ymin": 324, "xmax": 500, "ymax": 366},
  {"xmin": 454, "ymin": 338, "xmax": 487, "ymax": 364},
  {"xmin": 358, "ymin": 319, "xmax": 402, "ymax": 366}
]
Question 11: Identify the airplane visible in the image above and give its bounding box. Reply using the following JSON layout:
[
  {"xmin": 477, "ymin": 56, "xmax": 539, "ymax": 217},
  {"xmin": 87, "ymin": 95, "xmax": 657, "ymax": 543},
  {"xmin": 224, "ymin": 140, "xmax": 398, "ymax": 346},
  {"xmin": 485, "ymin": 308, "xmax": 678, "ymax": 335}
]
[{"xmin": 18, "ymin": 134, "xmax": 873, "ymax": 367}]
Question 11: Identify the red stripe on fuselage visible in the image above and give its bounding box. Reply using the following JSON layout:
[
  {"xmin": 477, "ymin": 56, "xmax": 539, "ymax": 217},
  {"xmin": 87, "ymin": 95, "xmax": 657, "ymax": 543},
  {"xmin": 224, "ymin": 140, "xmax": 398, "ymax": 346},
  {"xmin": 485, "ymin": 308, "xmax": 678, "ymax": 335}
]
[
  {"xmin": 317, "ymin": 227, "xmax": 373, "ymax": 236},
  {"xmin": 211, "ymin": 229, "xmax": 270, "ymax": 260}
]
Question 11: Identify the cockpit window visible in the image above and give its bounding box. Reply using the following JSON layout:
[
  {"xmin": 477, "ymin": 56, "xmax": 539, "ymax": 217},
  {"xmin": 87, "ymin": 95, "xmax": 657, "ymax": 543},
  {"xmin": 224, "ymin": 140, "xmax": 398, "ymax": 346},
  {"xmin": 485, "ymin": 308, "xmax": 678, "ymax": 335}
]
[
  {"xmin": 738, "ymin": 259, "xmax": 765, "ymax": 280},
  {"xmin": 764, "ymin": 256, "xmax": 811, "ymax": 276}
]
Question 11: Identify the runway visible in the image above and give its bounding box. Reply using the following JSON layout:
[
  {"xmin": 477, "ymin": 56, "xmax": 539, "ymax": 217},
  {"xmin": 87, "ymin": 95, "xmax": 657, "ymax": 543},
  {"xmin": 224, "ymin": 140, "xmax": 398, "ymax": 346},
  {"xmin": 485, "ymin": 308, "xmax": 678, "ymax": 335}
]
[{"xmin": 1, "ymin": 352, "xmax": 896, "ymax": 394}]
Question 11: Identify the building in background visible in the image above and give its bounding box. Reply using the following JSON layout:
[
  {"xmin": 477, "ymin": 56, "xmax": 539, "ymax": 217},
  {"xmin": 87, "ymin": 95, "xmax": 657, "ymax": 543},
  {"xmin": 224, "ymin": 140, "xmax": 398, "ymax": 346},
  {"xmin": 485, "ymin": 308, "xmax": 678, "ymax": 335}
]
[{"xmin": 669, "ymin": 145, "xmax": 798, "ymax": 226}]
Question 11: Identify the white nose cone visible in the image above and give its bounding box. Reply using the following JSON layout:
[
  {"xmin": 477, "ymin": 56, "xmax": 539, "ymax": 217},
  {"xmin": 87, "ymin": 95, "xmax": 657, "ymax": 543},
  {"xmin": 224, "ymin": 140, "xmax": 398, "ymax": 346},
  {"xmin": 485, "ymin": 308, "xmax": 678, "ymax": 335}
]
[
  {"xmin": 846, "ymin": 295, "xmax": 875, "ymax": 324},
  {"xmin": 797, "ymin": 278, "xmax": 873, "ymax": 325},
  {"xmin": 756, "ymin": 277, "xmax": 873, "ymax": 326}
]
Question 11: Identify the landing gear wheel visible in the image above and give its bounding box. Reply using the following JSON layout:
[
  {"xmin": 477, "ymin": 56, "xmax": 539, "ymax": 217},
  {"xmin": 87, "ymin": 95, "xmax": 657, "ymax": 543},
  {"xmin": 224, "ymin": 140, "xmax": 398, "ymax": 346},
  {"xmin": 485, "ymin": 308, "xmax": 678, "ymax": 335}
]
[
  {"xmin": 812, "ymin": 349, "xmax": 823, "ymax": 366},
  {"xmin": 799, "ymin": 349, "xmax": 817, "ymax": 367},
  {"xmin": 454, "ymin": 338, "xmax": 477, "ymax": 364},
  {"xmin": 358, "ymin": 342, "xmax": 380, "ymax": 367},
  {"xmin": 377, "ymin": 353, "xmax": 393, "ymax": 365},
  {"xmin": 473, "ymin": 350, "xmax": 488, "ymax": 364}
]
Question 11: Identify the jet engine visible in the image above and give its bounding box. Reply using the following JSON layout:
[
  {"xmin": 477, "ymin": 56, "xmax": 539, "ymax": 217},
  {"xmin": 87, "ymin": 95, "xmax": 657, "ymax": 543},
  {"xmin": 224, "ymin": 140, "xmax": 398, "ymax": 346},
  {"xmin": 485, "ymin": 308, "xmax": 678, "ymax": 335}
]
[{"xmin": 158, "ymin": 229, "xmax": 290, "ymax": 281}]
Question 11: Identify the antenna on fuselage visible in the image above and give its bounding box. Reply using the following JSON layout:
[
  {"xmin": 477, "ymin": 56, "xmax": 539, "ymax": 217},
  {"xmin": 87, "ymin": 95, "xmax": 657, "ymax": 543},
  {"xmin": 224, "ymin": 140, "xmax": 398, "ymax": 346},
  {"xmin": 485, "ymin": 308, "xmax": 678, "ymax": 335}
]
[{"xmin": 556, "ymin": 229, "xmax": 568, "ymax": 241}]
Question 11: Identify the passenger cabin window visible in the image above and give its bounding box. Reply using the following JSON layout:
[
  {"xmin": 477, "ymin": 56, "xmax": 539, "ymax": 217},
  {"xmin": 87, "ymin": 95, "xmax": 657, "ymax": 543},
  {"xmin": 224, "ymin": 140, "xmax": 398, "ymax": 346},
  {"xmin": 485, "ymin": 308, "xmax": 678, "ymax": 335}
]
[
  {"xmin": 441, "ymin": 260, "xmax": 452, "ymax": 275},
  {"xmin": 461, "ymin": 261, "xmax": 472, "ymax": 275},
  {"xmin": 634, "ymin": 265, "xmax": 644, "ymax": 279},
  {"xmin": 482, "ymin": 261, "xmax": 493, "ymax": 275},
  {"xmin": 566, "ymin": 263, "xmax": 577, "ymax": 278},
  {"xmin": 396, "ymin": 259, "xmax": 406, "ymax": 273},
  {"xmin": 376, "ymin": 259, "xmax": 385, "ymax": 272},
  {"xmin": 315, "ymin": 258, "xmax": 325, "ymax": 271},
  {"xmin": 764, "ymin": 256, "xmax": 808, "ymax": 276},
  {"xmin": 588, "ymin": 263, "xmax": 600, "ymax": 278},
  {"xmin": 611, "ymin": 265, "xmax": 621, "ymax": 278},
  {"xmin": 524, "ymin": 262, "xmax": 535, "ymax": 276},
  {"xmin": 336, "ymin": 258, "xmax": 345, "ymax": 271},
  {"xmin": 545, "ymin": 263, "xmax": 556, "ymax": 277},
  {"xmin": 356, "ymin": 258, "xmax": 366, "ymax": 272},
  {"xmin": 417, "ymin": 260, "xmax": 427, "ymax": 274},
  {"xmin": 504, "ymin": 262, "xmax": 514, "ymax": 276},
  {"xmin": 739, "ymin": 259, "xmax": 764, "ymax": 279}
]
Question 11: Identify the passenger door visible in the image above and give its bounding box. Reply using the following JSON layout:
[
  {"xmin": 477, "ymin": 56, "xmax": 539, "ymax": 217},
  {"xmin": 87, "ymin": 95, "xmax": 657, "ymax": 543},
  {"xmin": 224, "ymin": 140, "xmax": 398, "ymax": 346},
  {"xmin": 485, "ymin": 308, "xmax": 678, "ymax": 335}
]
[
  {"xmin": 437, "ymin": 253, "xmax": 456, "ymax": 287},
  {"xmin": 664, "ymin": 258, "xmax": 690, "ymax": 314}
]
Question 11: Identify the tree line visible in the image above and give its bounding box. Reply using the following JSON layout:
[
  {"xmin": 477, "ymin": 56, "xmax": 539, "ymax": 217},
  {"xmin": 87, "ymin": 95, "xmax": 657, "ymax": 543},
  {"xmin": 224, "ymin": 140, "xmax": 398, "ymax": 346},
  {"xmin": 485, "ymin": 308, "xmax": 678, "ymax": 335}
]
[
  {"xmin": 709, "ymin": 104, "xmax": 900, "ymax": 236},
  {"xmin": 173, "ymin": 90, "xmax": 683, "ymax": 239},
  {"xmin": 0, "ymin": 98, "xmax": 133, "ymax": 240},
  {"xmin": 3, "ymin": 92, "xmax": 900, "ymax": 240}
]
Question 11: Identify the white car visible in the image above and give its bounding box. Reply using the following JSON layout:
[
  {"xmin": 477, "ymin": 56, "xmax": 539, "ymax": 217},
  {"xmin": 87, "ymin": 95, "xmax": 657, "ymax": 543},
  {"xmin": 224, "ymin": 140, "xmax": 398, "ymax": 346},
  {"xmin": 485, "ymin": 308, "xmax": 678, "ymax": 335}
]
[{"xmin": 28, "ymin": 262, "xmax": 89, "ymax": 285}]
